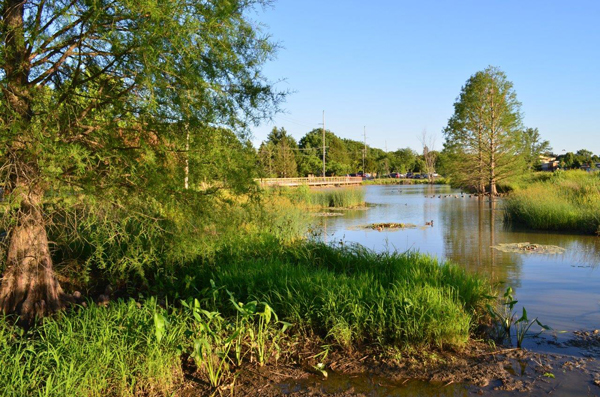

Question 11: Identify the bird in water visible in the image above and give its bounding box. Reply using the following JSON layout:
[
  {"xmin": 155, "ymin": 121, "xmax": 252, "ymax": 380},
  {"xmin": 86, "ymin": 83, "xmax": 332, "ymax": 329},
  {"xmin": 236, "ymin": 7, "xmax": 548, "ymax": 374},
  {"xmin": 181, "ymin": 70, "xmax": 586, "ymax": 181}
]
[{"xmin": 425, "ymin": 220, "xmax": 434, "ymax": 227}]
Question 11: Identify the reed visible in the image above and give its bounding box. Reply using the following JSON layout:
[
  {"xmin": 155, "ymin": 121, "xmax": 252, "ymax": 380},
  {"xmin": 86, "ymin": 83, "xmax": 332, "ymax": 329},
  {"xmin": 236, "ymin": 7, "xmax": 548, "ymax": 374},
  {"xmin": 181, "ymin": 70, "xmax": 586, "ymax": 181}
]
[
  {"xmin": 504, "ymin": 170, "xmax": 600, "ymax": 234},
  {"xmin": 269, "ymin": 185, "xmax": 366, "ymax": 208},
  {"xmin": 183, "ymin": 240, "xmax": 492, "ymax": 350}
]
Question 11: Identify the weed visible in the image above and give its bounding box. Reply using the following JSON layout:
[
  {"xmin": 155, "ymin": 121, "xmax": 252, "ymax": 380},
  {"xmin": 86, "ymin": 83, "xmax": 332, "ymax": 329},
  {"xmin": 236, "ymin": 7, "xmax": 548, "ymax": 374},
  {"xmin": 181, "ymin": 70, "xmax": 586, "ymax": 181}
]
[{"xmin": 487, "ymin": 287, "xmax": 550, "ymax": 348}]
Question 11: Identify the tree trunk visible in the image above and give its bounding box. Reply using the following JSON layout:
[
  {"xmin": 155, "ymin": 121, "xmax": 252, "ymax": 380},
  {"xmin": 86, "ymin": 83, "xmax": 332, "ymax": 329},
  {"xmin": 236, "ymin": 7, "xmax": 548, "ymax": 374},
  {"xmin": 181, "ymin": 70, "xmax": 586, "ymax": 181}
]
[{"xmin": 0, "ymin": 191, "xmax": 67, "ymax": 324}]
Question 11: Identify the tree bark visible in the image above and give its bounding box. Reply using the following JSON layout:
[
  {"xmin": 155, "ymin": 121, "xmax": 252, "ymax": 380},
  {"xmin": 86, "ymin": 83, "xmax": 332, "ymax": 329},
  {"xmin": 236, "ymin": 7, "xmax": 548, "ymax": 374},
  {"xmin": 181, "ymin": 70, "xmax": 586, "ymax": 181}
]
[
  {"xmin": 1, "ymin": 0, "xmax": 68, "ymax": 322},
  {"xmin": 0, "ymin": 190, "xmax": 67, "ymax": 324}
]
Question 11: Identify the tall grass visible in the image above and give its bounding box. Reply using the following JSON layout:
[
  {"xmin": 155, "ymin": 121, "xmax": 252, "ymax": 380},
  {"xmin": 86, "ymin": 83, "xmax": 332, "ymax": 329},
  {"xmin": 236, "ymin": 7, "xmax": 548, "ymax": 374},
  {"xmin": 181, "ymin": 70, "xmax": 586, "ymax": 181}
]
[
  {"xmin": 0, "ymin": 295, "xmax": 291, "ymax": 396},
  {"xmin": 0, "ymin": 299, "xmax": 184, "ymax": 397},
  {"xmin": 504, "ymin": 170, "xmax": 600, "ymax": 234},
  {"xmin": 0, "ymin": 183, "xmax": 494, "ymax": 395},
  {"xmin": 268, "ymin": 185, "xmax": 366, "ymax": 208},
  {"xmin": 173, "ymin": 240, "xmax": 492, "ymax": 350}
]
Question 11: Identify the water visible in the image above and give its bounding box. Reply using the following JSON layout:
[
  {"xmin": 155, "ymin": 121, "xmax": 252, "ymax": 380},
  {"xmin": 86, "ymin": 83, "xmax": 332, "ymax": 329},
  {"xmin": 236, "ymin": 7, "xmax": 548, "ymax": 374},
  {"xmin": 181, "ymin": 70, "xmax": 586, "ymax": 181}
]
[{"xmin": 281, "ymin": 184, "xmax": 600, "ymax": 396}]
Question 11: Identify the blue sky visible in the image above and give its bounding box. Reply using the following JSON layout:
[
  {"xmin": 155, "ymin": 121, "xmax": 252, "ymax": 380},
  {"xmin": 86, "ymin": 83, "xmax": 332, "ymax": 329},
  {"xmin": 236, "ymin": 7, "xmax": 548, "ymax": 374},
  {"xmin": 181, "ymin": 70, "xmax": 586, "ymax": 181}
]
[{"xmin": 249, "ymin": 0, "xmax": 600, "ymax": 155}]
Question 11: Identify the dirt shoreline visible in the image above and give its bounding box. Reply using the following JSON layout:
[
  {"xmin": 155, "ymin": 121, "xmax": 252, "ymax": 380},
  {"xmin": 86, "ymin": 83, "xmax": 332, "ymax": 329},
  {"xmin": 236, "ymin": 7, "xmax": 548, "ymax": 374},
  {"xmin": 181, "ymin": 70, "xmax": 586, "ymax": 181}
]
[{"xmin": 177, "ymin": 337, "xmax": 600, "ymax": 396}]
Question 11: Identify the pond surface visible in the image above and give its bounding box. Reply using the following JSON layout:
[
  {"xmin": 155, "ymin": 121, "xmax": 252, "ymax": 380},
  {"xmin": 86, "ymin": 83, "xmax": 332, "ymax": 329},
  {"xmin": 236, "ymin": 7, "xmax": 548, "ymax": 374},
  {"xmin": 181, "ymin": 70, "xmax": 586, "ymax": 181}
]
[{"xmin": 285, "ymin": 184, "xmax": 600, "ymax": 396}]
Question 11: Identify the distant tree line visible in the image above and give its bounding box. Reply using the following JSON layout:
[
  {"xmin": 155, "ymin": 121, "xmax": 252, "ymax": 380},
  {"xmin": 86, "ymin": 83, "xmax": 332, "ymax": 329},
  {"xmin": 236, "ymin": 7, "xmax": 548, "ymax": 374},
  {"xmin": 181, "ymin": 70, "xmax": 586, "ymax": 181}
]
[
  {"xmin": 556, "ymin": 150, "xmax": 600, "ymax": 170},
  {"xmin": 256, "ymin": 127, "xmax": 431, "ymax": 178}
]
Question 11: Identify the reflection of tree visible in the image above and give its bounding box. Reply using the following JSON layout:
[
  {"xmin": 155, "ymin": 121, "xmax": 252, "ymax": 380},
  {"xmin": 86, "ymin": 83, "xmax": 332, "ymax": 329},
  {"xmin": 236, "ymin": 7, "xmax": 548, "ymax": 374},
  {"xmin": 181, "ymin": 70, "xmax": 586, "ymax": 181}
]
[{"xmin": 440, "ymin": 197, "xmax": 523, "ymax": 287}]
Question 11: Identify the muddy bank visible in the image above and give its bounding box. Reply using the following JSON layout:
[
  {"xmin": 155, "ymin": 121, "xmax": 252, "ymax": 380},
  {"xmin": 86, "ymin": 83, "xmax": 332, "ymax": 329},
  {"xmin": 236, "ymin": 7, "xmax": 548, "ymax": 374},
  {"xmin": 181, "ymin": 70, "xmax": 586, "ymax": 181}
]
[{"xmin": 176, "ymin": 337, "xmax": 600, "ymax": 396}]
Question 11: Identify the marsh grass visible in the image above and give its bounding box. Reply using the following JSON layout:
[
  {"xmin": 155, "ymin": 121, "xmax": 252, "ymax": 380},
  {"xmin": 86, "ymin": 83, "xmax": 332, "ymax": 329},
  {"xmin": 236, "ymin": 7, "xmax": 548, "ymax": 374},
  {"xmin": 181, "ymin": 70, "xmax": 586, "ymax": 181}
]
[
  {"xmin": 0, "ymin": 185, "xmax": 494, "ymax": 396},
  {"xmin": 182, "ymin": 241, "xmax": 492, "ymax": 350},
  {"xmin": 0, "ymin": 293, "xmax": 291, "ymax": 396},
  {"xmin": 504, "ymin": 170, "xmax": 600, "ymax": 234},
  {"xmin": 268, "ymin": 185, "xmax": 366, "ymax": 208},
  {"xmin": 0, "ymin": 299, "xmax": 184, "ymax": 397}
]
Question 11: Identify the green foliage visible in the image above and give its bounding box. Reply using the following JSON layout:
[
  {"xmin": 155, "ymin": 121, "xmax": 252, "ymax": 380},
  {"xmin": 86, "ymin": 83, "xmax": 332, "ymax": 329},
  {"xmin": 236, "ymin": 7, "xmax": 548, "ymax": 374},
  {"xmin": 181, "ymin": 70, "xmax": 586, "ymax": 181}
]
[
  {"xmin": 556, "ymin": 149, "xmax": 600, "ymax": 170},
  {"xmin": 443, "ymin": 66, "xmax": 525, "ymax": 194},
  {"xmin": 178, "ymin": 241, "xmax": 493, "ymax": 349},
  {"xmin": 258, "ymin": 127, "xmax": 299, "ymax": 178},
  {"xmin": 0, "ymin": 299, "xmax": 184, "ymax": 397},
  {"xmin": 487, "ymin": 287, "xmax": 550, "ymax": 348},
  {"xmin": 520, "ymin": 128, "xmax": 552, "ymax": 171},
  {"xmin": 259, "ymin": 127, "xmax": 426, "ymax": 177},
  {"xmin": 504, "ymin": 170, "xmax": 600, "ymax": 234}
]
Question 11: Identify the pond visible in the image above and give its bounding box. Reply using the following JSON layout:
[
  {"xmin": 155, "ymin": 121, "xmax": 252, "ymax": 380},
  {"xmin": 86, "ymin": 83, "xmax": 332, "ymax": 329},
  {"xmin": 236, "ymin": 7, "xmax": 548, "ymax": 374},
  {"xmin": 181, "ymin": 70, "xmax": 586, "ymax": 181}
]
[{"xmin": 285, "ymin": 184, "xmax": 600, "ymax": 396}]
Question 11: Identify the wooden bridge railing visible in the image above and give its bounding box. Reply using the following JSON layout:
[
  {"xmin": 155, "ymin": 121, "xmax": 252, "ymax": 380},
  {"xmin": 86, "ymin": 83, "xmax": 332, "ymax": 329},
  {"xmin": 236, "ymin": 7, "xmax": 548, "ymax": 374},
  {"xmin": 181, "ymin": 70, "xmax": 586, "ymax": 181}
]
[{"xmin": 255, "ymin": 176, "xmax": 363, "ymax": 187}]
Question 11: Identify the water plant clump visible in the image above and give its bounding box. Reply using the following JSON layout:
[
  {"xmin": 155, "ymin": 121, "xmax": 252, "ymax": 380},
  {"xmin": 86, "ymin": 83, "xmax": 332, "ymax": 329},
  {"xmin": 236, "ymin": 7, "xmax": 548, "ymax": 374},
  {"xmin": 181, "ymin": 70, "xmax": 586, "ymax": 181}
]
[
  {"xmin": 358, "ymin": 222, "xmax": 418, "ymax": 230},
  {"xmin": 369, "ymin": 222, "xmax": 409, "ymax": 229},
  {"xmin": 187, "ymin": 241, "xmax": 493, "ymax": 350},
  {"xmin": 491, "ymin": 242, "xmax": 566, "ymax": 255}
]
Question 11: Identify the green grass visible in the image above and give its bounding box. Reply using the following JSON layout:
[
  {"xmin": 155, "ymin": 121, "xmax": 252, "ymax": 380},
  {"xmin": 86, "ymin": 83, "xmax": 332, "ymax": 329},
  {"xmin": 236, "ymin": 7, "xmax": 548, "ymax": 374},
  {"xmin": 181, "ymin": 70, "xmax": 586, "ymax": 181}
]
[
  {"xmin": 0, "ymin": 241, "xmax": 493, "ymax": 396},
  {"xmin": 0, "ymin": 186, "xmax": 494, "ymax": 396},
  {"xmin": 504, "ymin": 170, "xmax": 600, "ymax": 234},
  {"xmin": 168, "ymin": 240, "xmax": 492, "ymax": 350},
  {"xmin": 0, "ymin": 240, "xmax": 492, "ymax": 396},
  {"xmin": 268, "ymin": 185, "xmax": 366, "ymax": 208},
  {"xmin": 0, "ymin": 299, "xmax": 184, "ymax": 397},
  {"xmin": 0, "ymin": 294, "xmax": 291, "ymax": 396}
]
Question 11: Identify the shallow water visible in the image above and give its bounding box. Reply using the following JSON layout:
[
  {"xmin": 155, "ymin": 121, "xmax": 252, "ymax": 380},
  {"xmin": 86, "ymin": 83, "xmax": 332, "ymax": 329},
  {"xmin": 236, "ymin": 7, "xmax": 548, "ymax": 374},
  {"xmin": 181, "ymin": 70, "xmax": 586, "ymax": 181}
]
[{"xmin": 281, "ymin": 184, "xmax": 600, "ymax": 396}]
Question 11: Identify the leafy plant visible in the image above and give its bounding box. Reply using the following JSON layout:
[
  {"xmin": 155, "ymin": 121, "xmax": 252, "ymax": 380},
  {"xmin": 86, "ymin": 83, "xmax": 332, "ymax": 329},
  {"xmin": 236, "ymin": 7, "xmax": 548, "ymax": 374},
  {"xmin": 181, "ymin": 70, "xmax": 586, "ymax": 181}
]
[
  {"xmin": 182, "ymin": 299, "xmax": 238, "ymax": 388},
  {"xmin": 514, "ymin": 307, "xmax": 550, "ymax": 348},
  {"xmin": 228, "ymin": 291, "xmax": 291, "ymax": 366},
  {"xmin": 487, "ymin": 287, "xmax": 550, "ymax": 347},
  {"xmin": 487, "ymin": 287, "xmax": 518, "ymax": 339}
]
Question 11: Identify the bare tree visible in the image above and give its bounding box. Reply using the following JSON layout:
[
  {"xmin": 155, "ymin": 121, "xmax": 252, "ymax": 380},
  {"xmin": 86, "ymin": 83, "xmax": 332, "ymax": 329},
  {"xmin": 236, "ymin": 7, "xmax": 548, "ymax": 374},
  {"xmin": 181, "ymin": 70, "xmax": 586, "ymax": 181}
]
[{"xmin": 419, "ymin": 130, "xmax": 437, "ymax": 183}]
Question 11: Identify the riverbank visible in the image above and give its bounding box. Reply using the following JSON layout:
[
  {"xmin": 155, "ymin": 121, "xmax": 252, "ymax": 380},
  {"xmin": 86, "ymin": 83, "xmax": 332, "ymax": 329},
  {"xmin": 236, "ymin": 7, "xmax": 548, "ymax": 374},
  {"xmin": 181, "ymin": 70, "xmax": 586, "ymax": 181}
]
[
  {"xmin": 504, "ymin": 170, "xmax": 600, "ymax": 234},
  {"xmin": 0, "ymin": 233, "xmax": 495, "ymax": 396}
]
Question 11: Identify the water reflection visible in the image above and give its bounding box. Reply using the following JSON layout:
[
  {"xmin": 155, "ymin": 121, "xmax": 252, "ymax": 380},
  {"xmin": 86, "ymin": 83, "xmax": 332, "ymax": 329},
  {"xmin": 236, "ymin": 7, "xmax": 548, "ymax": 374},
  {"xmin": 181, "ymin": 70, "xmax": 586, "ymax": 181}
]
[{"xmin": 439, "ymin": 197, "xmax": 522, "ymax": 287}]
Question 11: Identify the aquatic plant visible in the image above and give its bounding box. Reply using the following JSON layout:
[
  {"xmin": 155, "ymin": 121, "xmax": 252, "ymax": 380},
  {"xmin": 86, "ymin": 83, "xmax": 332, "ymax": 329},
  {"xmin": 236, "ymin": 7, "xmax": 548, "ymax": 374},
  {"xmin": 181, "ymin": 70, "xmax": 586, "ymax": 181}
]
[
  {"xmin": 487, "ymin": 287, "xmax": 550, "ymax": 348},
  {"xmin": 269, "ymin": 185, "xmax": 366, "ymax": 208},
  {"xmin": 504, "ymin": 170, "xmax": 600, "ymax": 234}
]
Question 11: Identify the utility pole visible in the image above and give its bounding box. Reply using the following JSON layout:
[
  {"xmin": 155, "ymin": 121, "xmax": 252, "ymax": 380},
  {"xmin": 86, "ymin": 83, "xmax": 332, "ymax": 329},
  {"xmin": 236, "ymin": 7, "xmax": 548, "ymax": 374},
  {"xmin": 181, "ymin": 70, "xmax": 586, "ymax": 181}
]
[
  {"xmin": 362, "ymin": 126, "xmax": 366, "ymax": 175},
  {"xmin": 322, "ymin": 110, "xmax": 326, "ymax": 177}
]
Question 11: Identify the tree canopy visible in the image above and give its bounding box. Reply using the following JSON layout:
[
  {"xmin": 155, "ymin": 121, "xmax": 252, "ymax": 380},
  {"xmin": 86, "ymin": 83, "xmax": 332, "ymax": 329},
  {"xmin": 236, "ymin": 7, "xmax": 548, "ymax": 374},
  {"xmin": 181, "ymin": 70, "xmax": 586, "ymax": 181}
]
[
  {"xmin": 443, "ymin": 66, "xmax": 524, "ymax": 195},
  {"xmin": 0, "ymin": 0, "xmax": 283, "ymax": 321}
]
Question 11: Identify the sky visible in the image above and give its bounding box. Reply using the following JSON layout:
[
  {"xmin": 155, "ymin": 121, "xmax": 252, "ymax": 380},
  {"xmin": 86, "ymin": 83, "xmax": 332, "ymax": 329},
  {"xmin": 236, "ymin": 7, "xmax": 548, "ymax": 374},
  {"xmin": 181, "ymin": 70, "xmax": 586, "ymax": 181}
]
[{"xmin": 249, "ymin": 0, "xmax": 600, "ymax": 155}]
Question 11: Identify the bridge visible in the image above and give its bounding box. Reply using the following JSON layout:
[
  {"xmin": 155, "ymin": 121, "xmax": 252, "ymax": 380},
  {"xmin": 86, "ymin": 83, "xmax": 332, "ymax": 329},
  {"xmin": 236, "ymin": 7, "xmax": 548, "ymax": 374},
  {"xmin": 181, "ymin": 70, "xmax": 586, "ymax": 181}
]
[{"xmin": 255, "ymin": 176, "xmax": 363, "ymax": 188}]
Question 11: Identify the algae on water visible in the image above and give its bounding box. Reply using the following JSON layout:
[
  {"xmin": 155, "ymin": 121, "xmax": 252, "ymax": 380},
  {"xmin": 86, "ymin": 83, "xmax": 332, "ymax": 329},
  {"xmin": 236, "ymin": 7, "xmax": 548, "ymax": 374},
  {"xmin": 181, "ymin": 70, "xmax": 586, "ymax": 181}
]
[
  {"xmin": 350, "ymin": 222, "xmax": 418, "ymax": 231},
  {"xmin": 491, "ymin": 242, "xmax": 566, "ymax": 255}
]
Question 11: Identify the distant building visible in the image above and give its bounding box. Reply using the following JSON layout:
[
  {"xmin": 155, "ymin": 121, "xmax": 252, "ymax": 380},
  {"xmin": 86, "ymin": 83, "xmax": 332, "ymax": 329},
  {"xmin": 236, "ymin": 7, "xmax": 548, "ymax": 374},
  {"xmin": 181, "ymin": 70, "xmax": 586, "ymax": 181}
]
[{"xmin": 539, "ymin": 156, "xmax": 559, "ymax": 171}]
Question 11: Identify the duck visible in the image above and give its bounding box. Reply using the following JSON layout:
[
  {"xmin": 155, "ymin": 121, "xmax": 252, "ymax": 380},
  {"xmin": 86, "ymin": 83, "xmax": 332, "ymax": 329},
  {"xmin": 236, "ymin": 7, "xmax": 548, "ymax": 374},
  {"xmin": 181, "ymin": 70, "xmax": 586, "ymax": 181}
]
[{"xmin": 425, "ymin": 220, "xmax": 434, "ymax": 227}]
